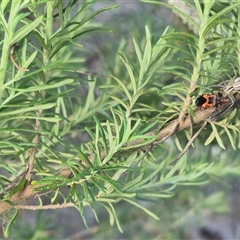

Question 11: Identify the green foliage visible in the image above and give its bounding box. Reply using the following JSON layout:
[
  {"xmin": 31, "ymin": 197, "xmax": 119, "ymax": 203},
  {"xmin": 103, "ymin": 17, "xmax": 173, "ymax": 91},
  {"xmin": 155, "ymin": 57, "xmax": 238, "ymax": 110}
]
[{"xmin": 1, "ymin": 0, "xmax": 240, "ymax": 238}]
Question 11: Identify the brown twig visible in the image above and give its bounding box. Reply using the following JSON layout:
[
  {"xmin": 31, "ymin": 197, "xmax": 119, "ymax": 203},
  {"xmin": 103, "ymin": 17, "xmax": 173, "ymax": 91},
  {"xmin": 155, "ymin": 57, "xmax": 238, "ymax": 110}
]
[
  {"xmin": 0, "ymin": 185, "xmax": 36, "ymax": 213},
  {"xmin": 1, "ymin": 166, "xmax": 28, "ymax": 193},
  {"xmin": 25, "ymin": 110, "xmax": 42, "ymax": 182},
  {"xmin": 15, "ymin": 202, "xmax": 76, "ymax": 210},
  {"xmin": 156, "ymin": 121, "xmax": 179, "ymax": 144},
  {"xmin": 9, "ymin": 44, "xmax": 29, "ymax": 72},
  {"xmin": 169, "ymin": 120, "xmax": 208, "ymax": 165}
]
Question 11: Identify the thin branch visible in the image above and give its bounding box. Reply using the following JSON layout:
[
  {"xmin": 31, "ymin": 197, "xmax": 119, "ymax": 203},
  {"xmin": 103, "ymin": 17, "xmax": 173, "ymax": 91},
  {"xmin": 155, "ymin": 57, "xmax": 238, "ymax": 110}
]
[
  {"xmin": 9, "ymin": 44, "xmax": 29, "ymax": 72},
  {"xmin": 0, "ymin": 185, "xmax": 36, "ymax": 213},
  {"xmin": 157, "ymin": 121, "xmax": 179, "ymax": 144},
  {"xmin": 26, "ymin": 110, "xmax": 42, "ymax": 182},
  {"xmin": 15, "ymin": 202, "xmax": 76, "ymax": 210},
  {"xmin": 1, "ymin": 167, "xmax": 28, "ymax": 193},
  {"xmin": 170, "ymin": 120, "xmax": 208, "ymax": 165}
]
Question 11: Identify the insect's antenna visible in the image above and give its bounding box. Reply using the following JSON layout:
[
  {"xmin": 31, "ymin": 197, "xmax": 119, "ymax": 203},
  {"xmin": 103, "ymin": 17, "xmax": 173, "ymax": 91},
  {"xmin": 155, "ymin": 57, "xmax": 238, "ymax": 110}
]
[
  {"xmin": 232, "ymin": 64, "xmax": 237, "ymax": 79},
  {"xmin": 212, "ymin": 60, "xmax": 232, "ymax": 82},
  {"xmin": 214, "ymin": 63, "xmax": 238, "ymax": 89},
  {"xmin": 224, "ymin": 63, "xmax": 235, "ymax": 81},
  {"xmin": 75, "ymin": 70, "xmax": 111, "ymax": 78},
  {"xmin": 228, "ymin": 62, "xmax": 239, "ymax": 79},
  {"xmin": 223, "ymin": 62, "xmax": 240, "ymax": 82},
  {"xmin": 211, "ymin": 74, "xmax": 226, "ymax": 90}
]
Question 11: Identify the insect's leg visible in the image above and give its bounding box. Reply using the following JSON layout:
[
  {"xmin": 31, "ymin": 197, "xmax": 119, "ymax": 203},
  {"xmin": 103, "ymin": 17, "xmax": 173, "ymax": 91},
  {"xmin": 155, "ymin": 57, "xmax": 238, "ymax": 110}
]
[
  {"xmin": 228, "ymin": 92, "xmax": 235, "ymax": 106},
  {"xmin": 210, "ymin": 99, "xmax": 234, "ymax": 120}
]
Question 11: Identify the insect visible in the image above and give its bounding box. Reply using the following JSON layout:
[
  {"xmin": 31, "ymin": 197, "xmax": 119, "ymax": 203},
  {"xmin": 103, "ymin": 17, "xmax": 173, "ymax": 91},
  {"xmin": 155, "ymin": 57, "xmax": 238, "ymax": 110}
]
[
  {"xmin": 195, "ymin": 92, "xmax": 229, "ymax": 109},
  {"xmin": 209, "ymin": 77, "xmax": 240, "ymax": 119},
  {"xmin": 218, "ymin": 77, "xmax": 240, "ymax": 104}
]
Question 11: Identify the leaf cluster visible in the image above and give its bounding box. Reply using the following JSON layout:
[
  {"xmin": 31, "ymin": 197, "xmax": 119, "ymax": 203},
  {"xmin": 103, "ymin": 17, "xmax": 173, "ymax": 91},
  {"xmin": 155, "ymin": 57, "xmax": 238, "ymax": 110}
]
[{"xmin": 1, "ymin": 0, "xmax": 240, "ymax": 237}]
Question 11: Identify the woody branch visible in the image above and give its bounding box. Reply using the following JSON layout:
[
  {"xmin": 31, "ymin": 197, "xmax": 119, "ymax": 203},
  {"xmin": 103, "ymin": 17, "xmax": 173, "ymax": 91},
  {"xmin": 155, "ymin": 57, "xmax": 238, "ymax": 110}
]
[{"xmin": 0, "ymin": 93, "xmax": 239, "ymax": 214}]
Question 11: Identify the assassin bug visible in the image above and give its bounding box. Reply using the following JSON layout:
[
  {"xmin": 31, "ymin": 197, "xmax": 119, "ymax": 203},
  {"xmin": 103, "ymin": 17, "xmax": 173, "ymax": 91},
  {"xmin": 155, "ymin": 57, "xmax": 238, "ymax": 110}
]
[
  {"xmin": 209, "ymin": 77, "xmax": 240, "ymax": 119},
  {"xmin": 171, "ymin": 78, "xmax": 239, "ymax": 165},
  {"xmin": 218, "ymin": 77, "xmax": 240, "ymax": 103},
  {"xmin": 195, "ymin": 92, "xmax": 229, "ymax": 109},
  {"xmin": 172, "ymin": 89, "xmax": 230, "ymax": 165}
]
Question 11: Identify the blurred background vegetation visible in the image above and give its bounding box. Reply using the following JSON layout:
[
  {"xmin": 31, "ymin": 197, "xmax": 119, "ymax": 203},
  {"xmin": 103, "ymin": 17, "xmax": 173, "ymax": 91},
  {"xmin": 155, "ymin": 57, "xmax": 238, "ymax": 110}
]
[{"xmin": 1, "ymin": 0, "xmax": 240, "ymax": 239}]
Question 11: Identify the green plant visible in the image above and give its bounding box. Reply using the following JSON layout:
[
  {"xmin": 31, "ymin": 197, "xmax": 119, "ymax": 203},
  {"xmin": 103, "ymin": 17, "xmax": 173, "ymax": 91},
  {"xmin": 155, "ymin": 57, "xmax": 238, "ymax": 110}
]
[{"xmin": 1, "ymin": 0, "xmax": 240, "ymax": 238}]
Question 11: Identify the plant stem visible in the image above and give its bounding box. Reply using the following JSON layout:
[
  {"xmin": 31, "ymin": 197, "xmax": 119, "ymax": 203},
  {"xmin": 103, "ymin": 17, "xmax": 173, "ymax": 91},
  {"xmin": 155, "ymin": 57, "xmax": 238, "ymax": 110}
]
[
  {"xmin": 0, "ymin": 35, "xmax": 10, "ymax": 93},
  {"xmin": 43, "ymin": 1, "xmax": 53, "ymax": 71}
]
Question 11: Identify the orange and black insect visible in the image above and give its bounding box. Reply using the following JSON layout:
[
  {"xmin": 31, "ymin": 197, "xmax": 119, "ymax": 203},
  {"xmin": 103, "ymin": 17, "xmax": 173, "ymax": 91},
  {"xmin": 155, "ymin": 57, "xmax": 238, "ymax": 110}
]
[{"xmin": 195, "ymin": 92, "xmax": 229, "ymax": 109}]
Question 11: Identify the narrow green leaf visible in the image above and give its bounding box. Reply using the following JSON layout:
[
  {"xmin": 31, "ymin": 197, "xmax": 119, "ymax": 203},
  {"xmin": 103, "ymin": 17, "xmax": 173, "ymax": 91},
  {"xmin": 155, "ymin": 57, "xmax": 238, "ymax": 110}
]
[
  {"xmin": 133, "ymin": 38, "xmax": 143, "ymax": 65},
  {"xmin": 13, "ymin": 50, "xmax": 38, "ymax": 80},
  {"xmin": 0, "ymin": 163, "xmax": 17, "ymax": 174},
  {"xmin": 112, "ymin": 75, "xmax": 131, "ymax": 101},
  {"xmin": 82, "ymin": 182, "xmax": 89, "ymax": 202},
  {"xmin": 224, "ymin": 126, "xmax": 236, "ymax": 150},
  {"xmin": 87, "ymin": 203, "xmax": 99, "ymax": 223},
  {"xmin": 139, "ymin": 26, "xmax": 152, "ymax": 85},
  {"xmin": 94, "ymin": 116, "xmax": 108, "ymax": 156},
  {"xmin": 175, "ymin": 136, "xmax": 183, "ymax": 151},
  {"xmin": 0, "ymin": 1, "xmax": 10, "ymax": 12},
  {"xmin": 51, "ymin": 187, "xmax": 60, "ymax": 203},
  {"xmin": 95, "ymin": 174, "xmax": 122, "ymax": 194},
  {"xmin": 0, "ymin": 103, "xmax": 55, "ymax": 116},
  {"xmin": 108, "ymin": 202, "xmax": 123, "ymax": 232},
  {"xmin": 210, "ymin": 123, "xmax": 226, "ymax": 149},
  {"xmin": 5, "ymin": 178, "xmax": 27, "ymax": 200},
  {"xmin": 5, "ymin": 79, "xmax": 74, "ymax": 92},
  {"xmin": 4, "ymin": 209, "xmax": 18, "ymax": 238},
  {"xmin": 110, "ymin": 96, "xmax": 128, "ymax": 109},
  {"xmin": 203, "ymin": 3, "xmax": 240, "ymax": 37},
  {"xmin": 204, "ymin": 131, "xmax": 215, "ymax": 146},
  {"xmin": 10, "ymin": 15, "xmax": 43, "ymax": 45},
  {"xmin": 122, "ymin": 173, "xmax": 144, "ymax": 190},
  {"xmin": 124, "ymin": 198, "xmax": 160, "ymax": 220},
  {"xmin": 139, "ymin": 192, "xmax": 174, "ymax": 198},
  {"xmin": 91, "ymin": 178, "xmax": 107, "ymax": 195},
  {"xmin": 72, "ymin": 146, "xmax": 93, "ymax": 168},
  {"xmin": 118, "ymin": 52, "xmax": 137, "ymax": 94},
  {"xmin": 101, "ymin": 203, "xmax": 115, "ymax": 226},
  {"xmin": 94, "ymin": 121, "xmax": 102, "ymax": 165}
]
